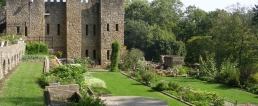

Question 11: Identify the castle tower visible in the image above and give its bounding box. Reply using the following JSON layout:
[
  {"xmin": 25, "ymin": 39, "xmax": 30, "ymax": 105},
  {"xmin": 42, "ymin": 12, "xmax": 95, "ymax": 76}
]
[
  {"xmin": 99, "ymin": 0, "xmax": 124, "ymax": 66},
  {"xmin": 6, "ymin": 0, "xmax": 45, "ymax": 38}
]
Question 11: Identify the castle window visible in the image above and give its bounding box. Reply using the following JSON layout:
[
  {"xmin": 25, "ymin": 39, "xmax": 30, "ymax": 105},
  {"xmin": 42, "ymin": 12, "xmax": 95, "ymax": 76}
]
[
  {"xmin": 116, "ymin": 24, "xmax": 119, "ymax": 31},
  {"xmin": 107, "ymin": 24, "xmax": 109, "ymax": 31},
  {"xmin": 25, "ymin": 27, "xmax": 28, "ymax": 36},
  {"xmin": 57, "ymin": 24, "xmax": 60, "ymax": 35},
  {"xmin": 86, "ymin": 0, "xmax": 89, "ymax": 3},
  {"xmin": 47, "ymin": 24, "xmax": 50, "ymax": 35},
  {"xmin": 93, "ymin": 50, "xmax": 96, "ymax": 59},
  {"xmin": 86, "ymin": 25, "xmax": 88, "ymax": 36},
  {"xmin": 17, "ymin": 26, "xmax": 20, "ymax": 34},
  {"xmin": 93, "ymin": 25, "xmax": 96, "ymax": 36},
  {"xmin": 107, "ymin": 50, "xmax": 110, "ymax": 60},
  {"xmin": 57, "ymin": 0, "xmax": 60, "ymax": 2},
  {"xmin": 86, "ymin": 50, "xmax": 88, "ymax": 57}
]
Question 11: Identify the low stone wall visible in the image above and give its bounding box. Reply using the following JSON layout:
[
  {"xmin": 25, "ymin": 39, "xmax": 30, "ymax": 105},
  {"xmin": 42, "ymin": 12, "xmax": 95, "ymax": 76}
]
[
  {"xmin": 45, "ymin": 84, "xmax": 82, "ymax": 105},
  {"xmin": 0, "ymin": 43, "xmax": 25, "ymax": 80}
]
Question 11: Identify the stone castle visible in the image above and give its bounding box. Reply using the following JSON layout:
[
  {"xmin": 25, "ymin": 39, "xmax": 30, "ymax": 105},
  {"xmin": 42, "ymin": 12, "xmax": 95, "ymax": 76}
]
[{"xmin": 1, "ymin": 0, "xmax": 124, "ymax": 66}]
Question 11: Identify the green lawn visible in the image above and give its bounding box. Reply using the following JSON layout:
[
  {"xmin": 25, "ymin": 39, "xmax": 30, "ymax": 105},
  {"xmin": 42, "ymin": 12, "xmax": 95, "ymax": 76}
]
[
  {"xmin": 92, "ymin": 72, "xmax": 187, "ymax": 106},
  {"xmin": 0, "ymin": 62, "xmax": 45, "ymax": 106},
  {"xmin": 163, "ymin": 77, "xmax": 258, "ymax": 104}
]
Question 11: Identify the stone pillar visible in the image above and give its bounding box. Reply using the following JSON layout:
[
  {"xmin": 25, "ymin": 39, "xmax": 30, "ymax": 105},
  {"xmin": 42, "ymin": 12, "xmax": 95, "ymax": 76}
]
[{"xmin": 66, "ymin": 0, "xmax": 82, "ymax": 58}]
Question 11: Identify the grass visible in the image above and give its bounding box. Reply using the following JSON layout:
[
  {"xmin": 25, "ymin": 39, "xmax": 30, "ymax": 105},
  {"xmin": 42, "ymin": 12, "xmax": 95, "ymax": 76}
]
[
  {"xmin": 0, "ymin": 62, "xmax": 45, "ymax": 106},
  {"xmin": 163, "ymin": 77, "xmax": 258, "ymax": 104},
  {"xmin": 92, "ymin": 72, "xmax": 187, "ymax": 106}
]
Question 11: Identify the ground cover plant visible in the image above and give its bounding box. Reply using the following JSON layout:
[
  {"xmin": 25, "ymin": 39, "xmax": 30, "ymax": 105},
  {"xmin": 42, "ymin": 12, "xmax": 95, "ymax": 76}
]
[
  {"xmin": 92, "ymin": 72, "xmax": 187, "ymax": 106},
  {"xmin": 0, "ymin": 62, "xmax": 45, "ymax": 106},
  {"xmin": 163, "ymin": 77, "xmax": 258, "ymax": 104}
]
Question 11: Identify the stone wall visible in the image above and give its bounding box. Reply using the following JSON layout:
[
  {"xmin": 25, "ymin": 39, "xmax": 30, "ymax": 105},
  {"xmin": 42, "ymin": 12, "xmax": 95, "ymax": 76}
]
[
  {"xmin": 100, "ymin": 0, "xmax": 125, "ymax": 66},
  {"xmin": 5, "ymin": 0, "xmax": 125, "ymax": 66},
  {"xmin": 81, "ymin": 0, "xmax": 100, "ymax": 61},
  {"xmin": 6, "ymin": 0, "xmax": 45, "ymax": 37},
  {"xmin": 45, "ymin": 0, "xmax": 66, "ymax": 55},
  {"xmin": 66, "ymin": 0, "xmax": 82, "ymax": 58},
  {"xmin": 0, "ymin": 43, "xmax": 25, "ymax": 80}
]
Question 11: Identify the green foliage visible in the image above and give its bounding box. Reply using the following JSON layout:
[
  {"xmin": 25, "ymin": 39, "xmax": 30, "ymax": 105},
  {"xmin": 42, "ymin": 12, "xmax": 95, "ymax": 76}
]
[
  {"xmin": 22, "ymin": 55, "xmax": 46, "ymax": 60},
  {"xmin": 186, "ymin": 36, "xmax": 213, "ymax": 65},
  {"xmin": 140, "ymin": 71, "xmax": 156, "ymax": 85},
  {"xmin": 153, "ymin": 80, "xmax": 168, "ymax": 91},
  {"xmin": 215, "ymin": 59, "xmax": 240, "ymax": 87},
  {"xmin": 177, "ymin": 66, "xmax": 187, "ymax": 75},
  {"xmin": 110, "ymin": 41, "xmax": 120, "ymax": 72},
  {"xmin": 85, "ymin": 78, "xmax": 107, "ymax": 88},
  {"xmin": 71, "ymin": 93, "xmax": 106, "ymax": 106},
  {"xmin": 40, "ymin": 65, "xmax": 86, "ymax": 88},
  {"xmin": 199, "ymin": 55, "xmax": 217, "ymax": 77},
  {"xmin": 25, "ymin": 42, "xmax": 48, "ymax": 55},
  {"xmin": 121, "ymin": 48, "xmax": 144, "ymax": 71},
  {"xmin": 0, "ymin": 0, "xmax": 5, "ymax": 9}
]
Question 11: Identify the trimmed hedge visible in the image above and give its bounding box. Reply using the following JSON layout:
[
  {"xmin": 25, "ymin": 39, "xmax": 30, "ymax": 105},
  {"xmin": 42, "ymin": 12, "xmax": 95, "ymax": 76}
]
[
  {"xmin": 25, "ymin": 42, "xmax": 48, "ymax": 55},
  {"xmin": 110, "ymin": 41, "xmax": 120, "ymax": 72}
]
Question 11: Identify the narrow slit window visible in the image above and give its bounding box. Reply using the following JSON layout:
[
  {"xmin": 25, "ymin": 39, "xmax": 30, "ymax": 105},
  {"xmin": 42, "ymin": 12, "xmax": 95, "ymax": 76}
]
[
  {"xmin": 107, "ymin": 24, "xmax": 109, "ymax": 31},
  {"xmin": 57, "ymin": 24, "xmax": 60, "ymax": 35},
  {"xmin": 86, "ymin": 25, "xmax": 88, "ymax": 36},
  {"xmin": 17, "ymin": 26, "xmax": 20, "ymax": 34},
  {"xmin": 116, "ymin": 24, "xmax": 119, "ymax": 31},
  {"xmin": 93, "ymin": 25, "xmax": 96, "ymax": 36},
  {"xmin": 47, "ymin": 24, "xmax": 49, "ymax": 35},
  {"xmin": 107, "ymin": 50, "xmax": 110, "ymax": 60},
  {"xmin": 25, "ymin": 27, "xmax": 28, "ymax": 36},
  {"xmin": 86, "ymin": 50, "xmax": 88, "ymax": 57},
  {"xmin": 93, "ymin": 50, "xmax": 96, "ymax": 59}
]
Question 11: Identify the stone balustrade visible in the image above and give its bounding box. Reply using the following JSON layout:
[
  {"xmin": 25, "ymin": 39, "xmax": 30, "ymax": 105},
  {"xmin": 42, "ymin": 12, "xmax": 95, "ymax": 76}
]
[{"xmin": 0, "ymin": 43, "xmax": 25, "ymax": 80}]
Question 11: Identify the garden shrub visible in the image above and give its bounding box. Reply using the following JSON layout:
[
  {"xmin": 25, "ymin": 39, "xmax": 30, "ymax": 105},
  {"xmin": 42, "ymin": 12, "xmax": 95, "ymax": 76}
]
[
  {"xmin": 120, "ymin": 48, "xmax": 144, "ymax": 71},
  {"xmin": 178, "ymin": 66, "xmax": 187, "ymax": 75},
  {"xmin": 110, "ymin": 41, "xmax": 120, "ymax": 72},
  {"xmin": 167, "ymin": 81, "xmax": 180, "ymax": 91},
  {"xmin": 26, "ymin": 42, "xmax": 48, "ymax": 55},
  {"xmin": 153, "ymin": 80, "xmax": 168, "ymax": 91},
  {"xmin": 43, "ymin": 65, "xmax": 86, "ymax": 87},
  {"xmin": 85, "ymin": 78, "xmax": 107, "ymax": 88},
  {"xmin": 141, "ymin": 71, "xmax": 155, "ymax": 85},
  {"xmin": 215, "ymin": 59, "xmax": 240, "ymax": 87},
  {"xmin": 71, "ymin": 93, "xmax": 106, "ymax": 106}
]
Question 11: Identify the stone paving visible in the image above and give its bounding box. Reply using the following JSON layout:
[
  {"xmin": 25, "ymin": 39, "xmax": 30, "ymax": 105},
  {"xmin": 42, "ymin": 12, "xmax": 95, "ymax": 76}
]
[{"xmin": 100, "ymin": 96, "xmax": 168, "ymax": 106}]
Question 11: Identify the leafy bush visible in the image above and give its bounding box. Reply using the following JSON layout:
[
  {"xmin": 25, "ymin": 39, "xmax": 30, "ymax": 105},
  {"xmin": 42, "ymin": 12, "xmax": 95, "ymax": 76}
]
[
  {"xmin": 141, "ymin": 71, "xmax": 156, "ymax": 85},
  {"xmin": 110, "ymin": 41, "xmax": 120, "ymax": 72},
  {"xmin": 71, "ymin": 94, "xmax": 106, "ymax": 106},
  {"xmin": 178, "ymin": 66, "xmax": 187, "ymax": 75},
  {"xmin": 85, "ymin": 78, "xmax": 107, "ymax": 88},
  {"xmin": 167, "ymin": 81, "xmax": 180, "ymax": 91},
  {"xmin": 153, "ymin": 80, "xmax": 168, "ymax": 91},
  {"xmin": 199, "ymin": 56, "xmax": 217, "ymax": 76},
  {"xmin": 215, "ymin": 59, "xmax": 240, "ymax": 87},
  {"xmin": 46, "ymin": 65, "xmax": 86, "ymax": 87},
  {"xmin": 120, "ymin": 48, "xmax": 144, "ymax": 71},
  {"xmin": 130, "ymin": 70, "xmax": 140, "ymax": 79},
  {"xmin": 26, "ymin": 42, "xmax": 48, "ymax": 55}
]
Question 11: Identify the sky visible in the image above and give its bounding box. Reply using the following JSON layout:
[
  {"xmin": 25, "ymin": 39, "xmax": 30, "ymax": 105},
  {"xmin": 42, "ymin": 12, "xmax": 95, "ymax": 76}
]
[{"xmin": 148, "ymin": 0, "xmax": 258, "ymax": 12}]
